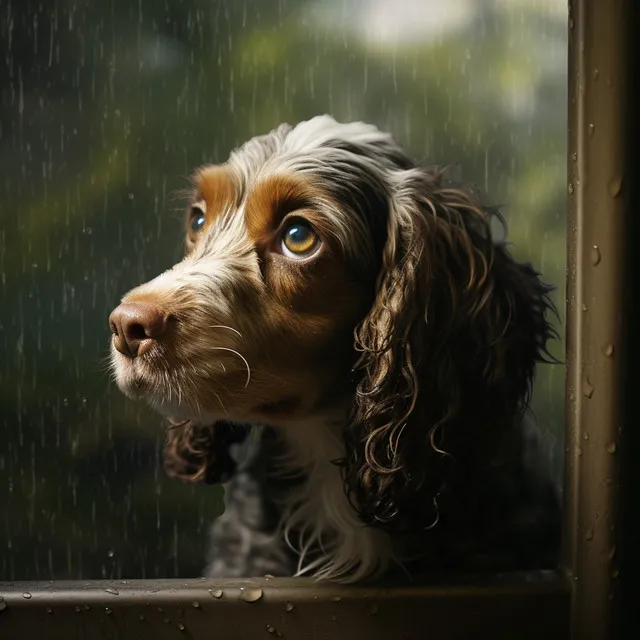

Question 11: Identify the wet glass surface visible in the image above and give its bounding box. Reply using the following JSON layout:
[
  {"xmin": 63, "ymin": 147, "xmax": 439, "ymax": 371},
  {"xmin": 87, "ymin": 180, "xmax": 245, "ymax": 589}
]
[{"xmin": 0, "ymin": 0, "xmax": 567, "ymax": 580}]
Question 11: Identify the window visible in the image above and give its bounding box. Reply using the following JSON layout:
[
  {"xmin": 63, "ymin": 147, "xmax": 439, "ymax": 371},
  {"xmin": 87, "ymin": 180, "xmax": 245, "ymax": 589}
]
[{"xmin": 0, "ymin": 1, "xmax": 633, "ymax": 638}]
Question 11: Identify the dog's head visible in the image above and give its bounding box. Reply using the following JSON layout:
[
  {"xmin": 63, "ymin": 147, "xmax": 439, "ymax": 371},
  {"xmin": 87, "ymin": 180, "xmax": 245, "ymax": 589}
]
[{"xmin": 109, "ymin": 115, "xmax": 556, "ymax": 528}]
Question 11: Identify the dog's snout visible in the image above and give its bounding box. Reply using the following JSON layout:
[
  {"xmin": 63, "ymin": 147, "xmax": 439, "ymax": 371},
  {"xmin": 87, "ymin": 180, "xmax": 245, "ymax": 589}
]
[{"xmin": 109, "ymin": 302, "xmax": 168, "ymax": 358}]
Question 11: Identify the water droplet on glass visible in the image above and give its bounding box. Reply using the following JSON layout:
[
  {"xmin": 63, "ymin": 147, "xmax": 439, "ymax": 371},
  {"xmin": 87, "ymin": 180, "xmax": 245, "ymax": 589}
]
[
  {"xmin": 74, "ymin": 606, "xmax": 81, "ymax": 613},
  {"xmin": 331, "ymin": 595, "xmax": 342, "ymax": 603},
  {"xmin": 588, "ymin": 123, "xmax": 595, "ymax": 137},
  {"xmin": 266, "ymin": 625, "xmax": 276, "ymax": 634},
  {"xmin": 585, "ymin": 526, "xmax": 594, "ymax": 541},
  {"xmin": 591, "ymin": 245, "xmax": 601, "ymax": 266},
  {"xmin": 191, "ymin": 600, "xmax": 200, "ymax": 609},
  {"xmin": 283, "ymin": 601, "xmax": 294, "ymax": 612},
  {"xmin": 567, "ymin": 183, "xmax": 574, "ymax": 194},
  {"xmin": 0, "ymin": 597, "xmax": 7, "ymax": 612},
  {"xmin": 105, "ymin": 607, "xmax": 113, "ymax": 615},
  {"xmin": 105, "ymin": 587, "xmax": 119, "ymax": 595},
  {"xmin": 22, "ymin": 592, "xmax": 32, "ymax": 599},
  {"xmin": 177, "ymin": 622, "xmax": 186, "ymax": 631},
  {"xmin": 602, "ymin": 343, "xmax": 614, "ymax": 357},
  {"xmin": 209, "ymin": 589, "xmax": 223, "ymax": 599},
  {"xmin": 46, "ymin": 606, "xmax": 53, "ymax": 614},
  {"xmin": 240, "ymin": 587, "xmax": 263, "ymax": 603},
  {"xmin": 139, "ymin": 614, "xmax": 145, "ymax": 621},
  {"xmin": 606, "ymin": 442, "xmax": 617, "ymax": 454},
  {"xmin": 107, "ymin": 549, "xmax": 114, "ymax": 558}
]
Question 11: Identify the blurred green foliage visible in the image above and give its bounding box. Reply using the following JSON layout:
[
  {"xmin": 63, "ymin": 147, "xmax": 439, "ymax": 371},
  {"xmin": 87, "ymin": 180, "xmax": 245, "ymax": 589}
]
[{"xmin": 0, "ymin": 0, "xmax": 567, "ymax": 580}]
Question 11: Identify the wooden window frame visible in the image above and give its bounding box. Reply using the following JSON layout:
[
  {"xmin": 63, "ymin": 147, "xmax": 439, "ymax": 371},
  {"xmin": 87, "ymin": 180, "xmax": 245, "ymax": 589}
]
[{"xmin": 0, "ymin": 1, "xmax": 635, "ymax": 638}]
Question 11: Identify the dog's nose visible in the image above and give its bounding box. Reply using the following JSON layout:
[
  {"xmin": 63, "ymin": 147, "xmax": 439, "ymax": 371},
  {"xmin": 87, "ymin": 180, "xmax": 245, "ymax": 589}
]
[{"xmin": 109, "ymin": 302, "xmax": 168, "ymax": 358}]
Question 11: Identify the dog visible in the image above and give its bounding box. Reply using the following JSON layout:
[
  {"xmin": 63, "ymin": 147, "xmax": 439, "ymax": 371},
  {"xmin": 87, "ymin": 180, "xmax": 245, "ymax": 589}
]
[{"xmin": 108, "ymin": 115, "xmax": 560, "ymax": 583}]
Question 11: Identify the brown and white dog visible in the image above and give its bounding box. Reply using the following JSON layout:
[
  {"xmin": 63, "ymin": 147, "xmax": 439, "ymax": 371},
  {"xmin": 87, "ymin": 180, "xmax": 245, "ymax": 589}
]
[{"xmin": 109, "ymin": 115, "xmax": 560, "ymax": 583}]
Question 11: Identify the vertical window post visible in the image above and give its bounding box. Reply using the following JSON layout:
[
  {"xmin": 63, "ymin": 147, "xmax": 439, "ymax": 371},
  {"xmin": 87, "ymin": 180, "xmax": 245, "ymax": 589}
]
[{"xmin": 564, "ymin": 1, "xmax": 634, "ymax": 639}]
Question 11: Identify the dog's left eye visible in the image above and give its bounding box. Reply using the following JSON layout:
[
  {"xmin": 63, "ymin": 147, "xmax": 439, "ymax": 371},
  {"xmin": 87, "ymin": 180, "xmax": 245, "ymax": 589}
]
[
  {"xmin": 190, "ymin": 201, "xmax": 206, "ymax": 233},
  {"xmin": 281, "ymin": 220, "xmax": 320, "ymax": 258}
]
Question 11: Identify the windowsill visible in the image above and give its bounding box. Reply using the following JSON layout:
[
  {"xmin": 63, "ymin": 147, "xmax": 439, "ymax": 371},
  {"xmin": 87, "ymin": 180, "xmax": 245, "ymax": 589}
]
[{"xmin": 0, "ymin": 571, "xmax": 570, "ymax": 639}]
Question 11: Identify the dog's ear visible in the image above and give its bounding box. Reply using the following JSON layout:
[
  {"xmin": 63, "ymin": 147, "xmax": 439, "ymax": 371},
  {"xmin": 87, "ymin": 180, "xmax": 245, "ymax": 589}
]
[
  {"xmin": 163, "ymin": 421, "xmax": 248, "ymax": 485},
  {"xmin": 342, "ymin": 168, "xmax": 557, "ymax": 530}
]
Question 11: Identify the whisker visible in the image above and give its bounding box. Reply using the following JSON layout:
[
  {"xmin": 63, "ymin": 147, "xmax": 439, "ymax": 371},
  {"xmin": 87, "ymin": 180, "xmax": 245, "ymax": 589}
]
[
  {"xmin": 210, "ymin": 324, "xmax": 243, "ymax": 338},
  {"xmin": 210, "ymin": 347, "xmax": 251, "ymax": 388}
]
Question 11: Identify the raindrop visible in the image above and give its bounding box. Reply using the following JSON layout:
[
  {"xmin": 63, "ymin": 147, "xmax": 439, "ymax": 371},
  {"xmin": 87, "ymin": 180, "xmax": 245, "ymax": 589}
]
[
  {"xmin": 0, "ymin": 597, "xmax": 7, "ymax": 612},
  {"xmin": 282, "ymin": 601, "xmax": 294, "ymax": 612},
  {"xmin": 209, "ymin": 589, "xmax": 223, "ymax": 599},
  {"xmin": 602, "ymin": 343, "xmax": 614, "ymax": 357},
  {"xmin": 606, "ymin": 442, "xmax": 617, "ymax": 454},
  {"xmin": 22, "ymin": 592, "xmax": 32, "ymax": 599},
  {"xmin": 266, "ymin": 625, "xmax": 276, "ymax": 634},
  {"xmin": 608, "ymin": 177, "xmax": 623, "ymax": 198},
  {"xmin": 105, "ymin": 607, "xmax": 113, "ymax": 615},
  {"xmin": 240, "ymin": 587, "xmax": 263, "ymax": 603},
  {"xmin": 567, "ymin": 183, "xmax": 574, "ymax": 194},
  {"xmin": 139, "ymin": 614, "xmax": 145, "ymax": 621},
  {"xmin": 331, "ymin": 595, "xmax": 342, "ymax": 603},
  {"xmin": 583, "ymin": 378, "xmax": 594, "ymax": 398},
  {"xmin": 74, "ymin": 606, "xmax": 81, "ymax": 613},
  {"xmin": 585, "ymin": 526, "xmax": 594, "ymax": 541},
  {"xmin": 177, "ymin": 622, "xmax": 186, "ymax": 631},
  {"xmin": 107, "ymin": 549, "xmax": 115, "ymax": 558},
  {"xmin": 105, "ymin": 587, "xmax": 120, "ymax": 596},
  {"xmin": 46, "ymin": 607, "xmax": 53, "ymax": 614},
  {"xmin": 588, "ymin": 123, "xmax": 595, "ymax": 137},
  {"xmin": 590, "ymin": 245, "xmax": 601, "ymax": 266},
  {"xmin": 191, "ymin": 600, "xmax": 200, "ymax": 608}
]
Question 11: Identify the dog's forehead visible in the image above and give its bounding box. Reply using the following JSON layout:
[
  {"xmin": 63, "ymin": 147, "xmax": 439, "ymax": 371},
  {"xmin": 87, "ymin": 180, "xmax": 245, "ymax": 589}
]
[{"xmin": 227, "ymin": 115, "xmax": 397, "ymax": 180}]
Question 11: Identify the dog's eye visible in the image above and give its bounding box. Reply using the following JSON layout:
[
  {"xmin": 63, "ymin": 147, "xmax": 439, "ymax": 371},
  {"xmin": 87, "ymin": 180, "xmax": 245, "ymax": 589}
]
[
  {"xmin": 281, "ymin": 221, "xmax": 320, "ymax": 258},
  {"xmin": 190, "ymin": 201, "xmax": 206, "ymax": 233}
]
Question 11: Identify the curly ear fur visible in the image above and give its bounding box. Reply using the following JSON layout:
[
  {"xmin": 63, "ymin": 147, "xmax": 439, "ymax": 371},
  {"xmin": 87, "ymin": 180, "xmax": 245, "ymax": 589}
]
[
  {"xmin": 343, "ymin": 168, "xmax": 557, "ymax": 531},
  {"xmin": 163, "ymin": 420, "xmax": 249, "ymax": 485}
]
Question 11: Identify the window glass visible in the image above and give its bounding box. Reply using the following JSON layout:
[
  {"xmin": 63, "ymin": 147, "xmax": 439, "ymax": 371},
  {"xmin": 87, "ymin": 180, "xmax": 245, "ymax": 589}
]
[{"xmin": 0, "ymin": 0, "xmax": 567, "ymax": 580}]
